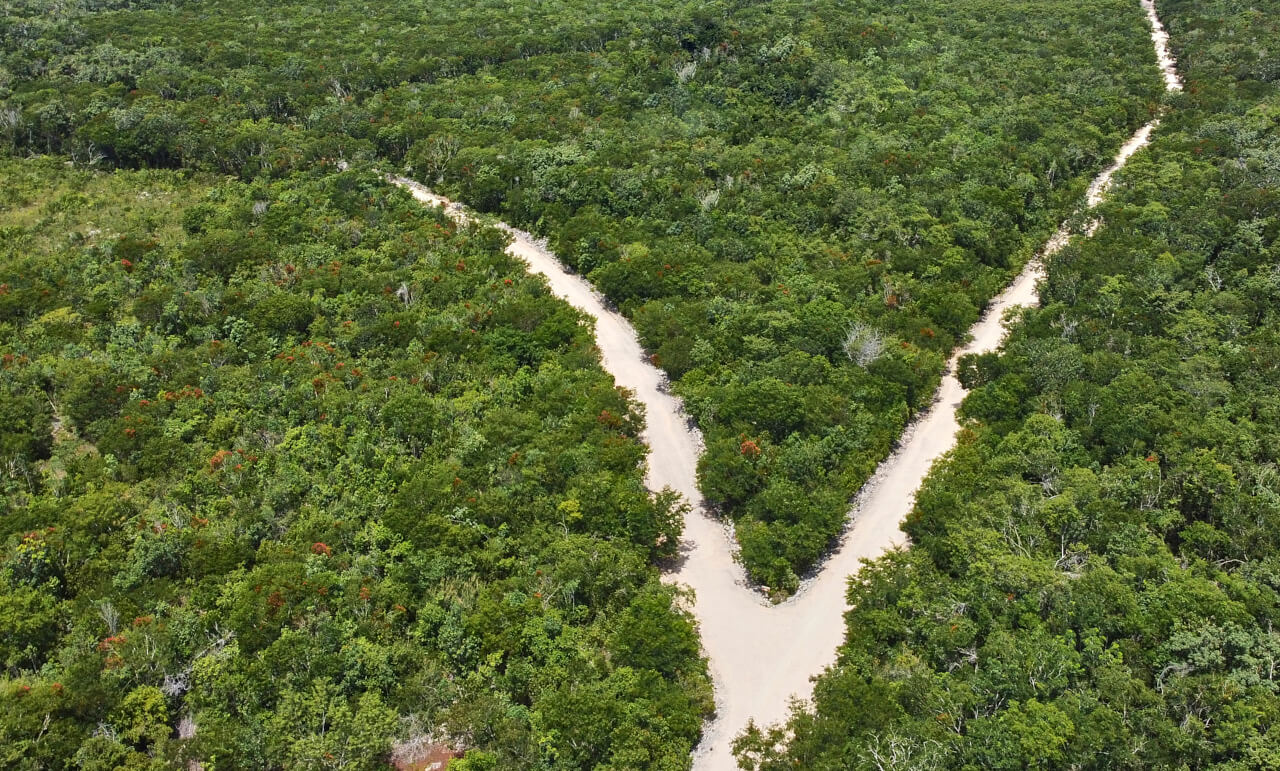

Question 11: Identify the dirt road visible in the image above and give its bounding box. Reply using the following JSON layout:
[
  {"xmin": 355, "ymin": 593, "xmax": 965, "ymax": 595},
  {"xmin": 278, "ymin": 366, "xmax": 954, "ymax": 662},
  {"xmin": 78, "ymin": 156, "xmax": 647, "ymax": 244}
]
[{"xmin": 387, "ymin": 4, "xmax": 1183, "ymax": 766}]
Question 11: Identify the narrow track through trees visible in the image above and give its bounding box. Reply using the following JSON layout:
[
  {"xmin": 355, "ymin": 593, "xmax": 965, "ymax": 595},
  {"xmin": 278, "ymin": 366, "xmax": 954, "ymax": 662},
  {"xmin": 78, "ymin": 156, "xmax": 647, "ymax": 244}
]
[{"xmin": 390, "ymin": 3, "xmax": 1183, "ymax": 766}]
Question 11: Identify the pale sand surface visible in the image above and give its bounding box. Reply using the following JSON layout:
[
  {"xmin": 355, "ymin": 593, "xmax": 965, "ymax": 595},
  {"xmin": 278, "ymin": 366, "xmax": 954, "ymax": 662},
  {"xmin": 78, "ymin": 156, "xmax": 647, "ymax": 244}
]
[{"xmin": 386, "ymin": 4, "xmax": 1182, "ymax": 767}]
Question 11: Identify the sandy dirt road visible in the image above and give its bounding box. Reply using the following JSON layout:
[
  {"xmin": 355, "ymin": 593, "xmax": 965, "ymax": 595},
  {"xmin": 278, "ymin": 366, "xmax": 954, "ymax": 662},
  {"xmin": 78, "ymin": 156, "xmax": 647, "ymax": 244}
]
[{"xmin": 388, "ymin": 4, "xmax": 1182, "ymax": 767}]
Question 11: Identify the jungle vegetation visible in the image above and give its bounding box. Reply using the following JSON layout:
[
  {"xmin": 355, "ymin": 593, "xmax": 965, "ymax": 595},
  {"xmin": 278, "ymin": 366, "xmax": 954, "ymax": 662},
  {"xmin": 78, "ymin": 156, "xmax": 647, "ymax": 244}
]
[
  {"xmin": 738, "ymin": 0, "xmax": 1280, "ymax": 767},
  {"xmin": 1, "ymin": 0, "xmax": 1256, "ymax": 766}
]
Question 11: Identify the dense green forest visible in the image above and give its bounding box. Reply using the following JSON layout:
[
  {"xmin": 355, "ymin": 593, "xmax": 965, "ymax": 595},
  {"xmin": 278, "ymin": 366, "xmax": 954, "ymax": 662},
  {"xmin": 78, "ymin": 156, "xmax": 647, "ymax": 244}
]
[
  {"xmin": 2, "ymin": 0, "xmax": 1239, "ymax": 766},
  {"xmin": 2, "ymin": 0, "xmax": 1166, "ymax": 589},
  {"xmin": 0, "ymin": 160, "xmax": 710, "ymax": 768},
  {"xmin": 739, "ymin": 0, "xmax": 1280, "ymax": 767}
]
